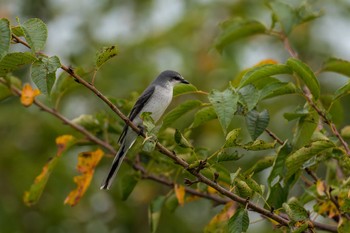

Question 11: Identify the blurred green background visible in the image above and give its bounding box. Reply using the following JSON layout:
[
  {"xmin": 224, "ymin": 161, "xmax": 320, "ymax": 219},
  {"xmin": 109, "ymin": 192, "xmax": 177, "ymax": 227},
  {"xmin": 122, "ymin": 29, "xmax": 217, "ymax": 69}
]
[{"xmin": 1, "ymin": 0, "xmax": 350, "ymax": 232}]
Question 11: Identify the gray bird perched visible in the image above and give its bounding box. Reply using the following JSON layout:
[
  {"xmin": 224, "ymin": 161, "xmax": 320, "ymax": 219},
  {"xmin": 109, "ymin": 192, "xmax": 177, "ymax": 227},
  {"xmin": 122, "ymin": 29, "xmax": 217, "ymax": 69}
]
[{"xmin": 100, "ymin": 70, "xmax": 189, "ymax": 190}]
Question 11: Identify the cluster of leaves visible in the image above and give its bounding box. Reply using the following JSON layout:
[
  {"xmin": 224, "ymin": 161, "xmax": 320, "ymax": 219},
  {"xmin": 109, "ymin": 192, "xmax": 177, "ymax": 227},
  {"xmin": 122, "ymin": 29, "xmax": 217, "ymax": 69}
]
[{"xmin": 2, "ymin": 1, "xmax": 350, "ymax": 232}]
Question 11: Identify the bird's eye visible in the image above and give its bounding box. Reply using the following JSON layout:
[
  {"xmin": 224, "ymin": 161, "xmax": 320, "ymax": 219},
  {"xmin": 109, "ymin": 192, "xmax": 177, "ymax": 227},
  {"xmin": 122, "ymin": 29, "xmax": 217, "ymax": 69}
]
[{"xmin": 173, "ymin": 76, "xmax": 181, "ymax": 81}]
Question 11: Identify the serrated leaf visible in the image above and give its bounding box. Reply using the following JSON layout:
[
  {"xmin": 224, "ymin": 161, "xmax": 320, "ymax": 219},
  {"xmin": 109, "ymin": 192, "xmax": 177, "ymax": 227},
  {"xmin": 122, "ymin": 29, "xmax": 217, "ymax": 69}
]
[
  {"xmin": 119, "ymin": 173, "xmax": 139, "ymax": 201},
  {"xmin": 174, "ymin": 129, "xmax": 192, "ymax": 148},
  {"xmin": 227, "ymin": 208, "xmax": 249, "ymax": 233},
  {"xmin": 242, "ymin": 176, "xmax": 262, "ymax": 195},
  {"xmin": 286, "ymin": 140, "xmax": 335, "ymax": 178},
  {"xmin": 239, "ymin": 64, "xmax": 292, "ymax": 88},
  {"xmin": 208, "ymin": 88, "xmax": 239, "ymax": 135},
  {"xmin": 217, "ymin": 148, "xmax": 242, "ymax": 162},
  {"xmin": 11, "ymin": 25, "xmax": 24, "ymax": 37},
  {"xmin": 31, "ymin": 56, "xmax": 61, "ymax": 95},
  {"xmin": 23, "ymin": 135, "xmax": 75, "ymax": 206},
  {"xmin": 191, "ymin": 106, "xmax": 217, "ymax": 128},
  {"xmin": 0, "ymin": 52, "xmax": 36, "ymax": 76},
  {"xmin": 21, "ymin": 18, "xmax": 48, "ymax": 52},
  {"xmin": 149, "ymin": 196, "xmax": 166, "ymax": 233},
  {"xmin": 287, "ymin": 58, "xmax": 320, "ymax": 100},
  {"xmin": 238, "ymin": 85, "xmax": 260, "ymax": 111},
  {"xmin": 215, "ymin": 18, "xmax": 266, "ymax": 52},
  {"xmin": 282, "ymin": 198, "xmax": 308, "ymax": 221},
  {"xmin": 224, "ymin": 128, "xmax": 241, "ymax": 148},
  {"xmin": 246, "ymin": 109, "xmax": 269, "ymax": 140},
  {"xmin": 268, "ymin": 1, "xmax": 322, "ymax": 35},
  {"xmin": 173, "ymin": 84, "xmax": 198, "ymax": 97},
  {"xmin": 322, "ymin": 57, "xmax": 350, "ymax": 78},
  {"xmin": 0, "ymin": 18, "xmax": 11, "ymax": 61},
  {"xmin": 268, "ymin": 142, "xmax": 292, "ymax": 186},
  {"xmin": 95, "ymin": 45, "xmax": 118, "ymax": 69},
  {"xmin": 162, "ymin": 100, "xmax": 202, "ymax": 128}
]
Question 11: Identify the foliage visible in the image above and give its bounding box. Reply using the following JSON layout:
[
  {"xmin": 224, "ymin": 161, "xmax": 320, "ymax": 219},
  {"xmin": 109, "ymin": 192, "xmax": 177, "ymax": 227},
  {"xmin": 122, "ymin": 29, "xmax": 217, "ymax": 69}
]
[{"xmin": 1, "ymin": 1, "xmax": 350, "ymax": 233}]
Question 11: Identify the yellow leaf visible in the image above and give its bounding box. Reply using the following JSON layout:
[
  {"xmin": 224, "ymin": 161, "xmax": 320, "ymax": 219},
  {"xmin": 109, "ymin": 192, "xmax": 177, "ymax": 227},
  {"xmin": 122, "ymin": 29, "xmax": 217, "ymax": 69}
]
[
  {"xmin": 56, "ymin": 135, "xmax": 75, "ymax": 155},
  {"xmin": 207, "ymin": 186, "xmax": 217, "ymax": 194},
  {"xmin": 204, "ymin": 202, "xmax": 236, "ymax": 232},
  {"xmin": 316, "ymin": 180, "xmax": 326, "ymax": 196},
  {"xmin": 64, "ymin": 149, "xmax": 104, "ymax": 206},
  {"xmin": 316, "ymin": 200, "xmax": 339, "ymax": 219},
  {"xmin": 174, "ymin": 184, "xmax": 185, "ymax": 206},
  {"xmin": 20, "ymin": 83, "xmax": 40, "ymax": 107}
]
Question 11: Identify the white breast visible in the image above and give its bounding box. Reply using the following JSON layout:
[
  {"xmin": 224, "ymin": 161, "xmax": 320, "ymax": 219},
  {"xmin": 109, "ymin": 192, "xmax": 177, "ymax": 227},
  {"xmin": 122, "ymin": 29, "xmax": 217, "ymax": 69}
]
[{"xmin": 139, "ymin": 85, "xmax": 173, "ymax": 123}]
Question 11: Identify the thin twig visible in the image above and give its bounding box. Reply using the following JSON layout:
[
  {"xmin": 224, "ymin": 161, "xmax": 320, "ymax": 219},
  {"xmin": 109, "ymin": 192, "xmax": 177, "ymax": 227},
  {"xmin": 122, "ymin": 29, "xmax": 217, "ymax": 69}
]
[{"xmin": 265, "ymin": 128, "xmax": 284, "ymax": 145}]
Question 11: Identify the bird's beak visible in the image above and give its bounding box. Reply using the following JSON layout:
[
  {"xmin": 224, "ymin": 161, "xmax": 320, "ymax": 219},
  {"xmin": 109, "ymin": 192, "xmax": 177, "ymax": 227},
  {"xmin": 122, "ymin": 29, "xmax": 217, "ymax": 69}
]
[{"xmin": 181, "ymin": 78, "xmax": 190, "ymax": 84}]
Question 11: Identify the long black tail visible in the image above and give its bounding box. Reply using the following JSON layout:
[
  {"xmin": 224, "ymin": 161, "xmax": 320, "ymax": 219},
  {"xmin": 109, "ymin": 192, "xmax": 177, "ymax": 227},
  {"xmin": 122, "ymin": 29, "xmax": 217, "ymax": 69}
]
[{"xmin": 100, "ymin": 145, "xmax": 127, "ymax": 190}]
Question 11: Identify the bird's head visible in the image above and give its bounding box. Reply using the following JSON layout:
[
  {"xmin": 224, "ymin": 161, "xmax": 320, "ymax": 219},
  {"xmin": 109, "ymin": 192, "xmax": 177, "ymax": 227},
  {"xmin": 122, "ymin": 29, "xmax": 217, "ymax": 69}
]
[{"xmin": 156, "ymin": 70, "xmax": 189, "ymax": 87}]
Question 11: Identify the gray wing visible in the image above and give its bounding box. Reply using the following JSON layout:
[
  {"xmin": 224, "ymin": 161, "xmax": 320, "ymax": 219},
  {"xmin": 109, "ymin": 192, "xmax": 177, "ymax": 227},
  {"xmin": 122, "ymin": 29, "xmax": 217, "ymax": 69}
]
[{"xmin": 118, "ymin": 85, "xmax": 155, "ymax": 144}]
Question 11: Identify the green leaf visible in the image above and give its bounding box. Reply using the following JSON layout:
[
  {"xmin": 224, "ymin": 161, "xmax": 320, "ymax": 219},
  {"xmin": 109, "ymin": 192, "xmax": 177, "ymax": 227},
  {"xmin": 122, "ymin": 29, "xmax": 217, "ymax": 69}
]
[
  {"xmin": 283, "ymin": 107, "xmax": 309, "ymax": 121},
  {"xmin": 119, "ymin": 173, "xmax": 139, "ymax": 201},
  {"xmin": 239, "ymin": 64, "xmax": 292, "ymax": 88},
  {"xmin": 149, "ymin": 196, "xmax": 166, "ymax": 233},
  {"xmin": 334, "ymin": 81, "xmax": 350, "ymax": 101},
  {"xmin": 245, "ymin": 155, "xmax": 275, "ymax": 175},
  {"xmin": 243, "ymin": 140, "xmax": 276, "ymax": 151},
  {"xmin": 286, "ymin": 58, "xmax": 320, "ymax": 100},
  {"xmin": 238, "ymin": 85, "xmax": 260, "ymax": 111},
  {"xmin": 208, "ymin": 88, "xmax": 239, "ymax": 134},
  {"xmin": 174, "ymin": 129, "xmax": 192, "ymax": 148},
  {"xmin": 293, "ymin": 108, "xmax": 319, "ymax": 148},
  {"xmin": 268, "ymin": 1, "xmax": 322, "ymax": 35},
  {"xmin": 164, "ymin": 193, "xmax": 179, "ymax": 213},
  {"xmin": 0, "ymin": 81, "xmax": 11, "ymax": 101},
  {"xmin": 31, "ymin": 56, "xmax": 61, "ymax": 95},
  {"xmin": 162, "ymin": 100, "xmax": 202, "ymax": 128},
  {"xmin": 141, "ymin": 112, "xmax": 156, "ymax": 132},
  {"xmin": 0, "ymin": 18, "xmax": 11, "ymax": 61},
  {"xmin": 339, "ymin": 218, "xmax": 350, "ymax": 233},
  {"xmin": 0, "ymin": 52, "xmax": 36, "ymax": 76},
  {"xmin": 245, "ymin": 109, "xmax": 269, "ymax": 140},
  {"xmin": 11, "ymin": 25, "xmax": 24, "ymax": 37},
  {"xmin": 191, "ymin": 106, "xmax": 217, "ymax": 128},
  {"xmin": 224, "ymin": 128, "xmax": 241, "ymax": 148},
  {"xmin": 340, "ymin": 198, "xmax": 350, "ymax": 213},
  {"xmin": 322, "ymin": 57, "xmax": 350, "ymax": 78},
  {"xmin": 242, "ymin": 175, "xmax": 262, "ymax": 195},
  {"xmin": 268, "ymin": 142, "xmax": 292, "ymax": 186},
  {"xmin": 268, "ymin": 1, "xmax": 298, "ymax": 34},
  {"xmin": 173, "ymin": 84, "xmax": 198, "ymax": 97},
  {"xmin": 50, "ymin": 71, "xmax": 78, "ymax": 105},
  {"xmin": 217, "ymin": 148, "xmax": 241, "ymax": 162},
  {"xmin": 95, "ymin": 45, "xmax": 118, "ymax": 69},
  {"xmin": 235, "ymin": 179, "xmax": 254, "ymax": 199},
  {"xmin": 21, "ymin": 18, "xmax": 48, "ymax": 52},
  {"xmin": 23, "ymin": 156, "xmax": 60, "ymax": 206},
  {"xmin": 267, "ymin": 183, "xmax": 289, "ymax": 209},
  {"xmin": 286, "ymin": 140, "xmax": 335, "ymax": 178},
  {"xmin": 215, "ymin": 18, "xmax": 266, "ymax": 52},
  {"xmin": 143, "ymin": 139, "xmax": 156, "ymax": 153},
  {"xmin": 260, "ymin": 82, "xmax": 296, "ymax": 100},
  {"xmin": 227, "ymin": 208, "xmax": 249, "ymax": 233},
  {"xmin": 72, "ymin": 114, "xmax": 101, "ymax": 132},
  {"xmin": 282, "ymin": 198, "xmax": 308, "ymax": 221}
]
